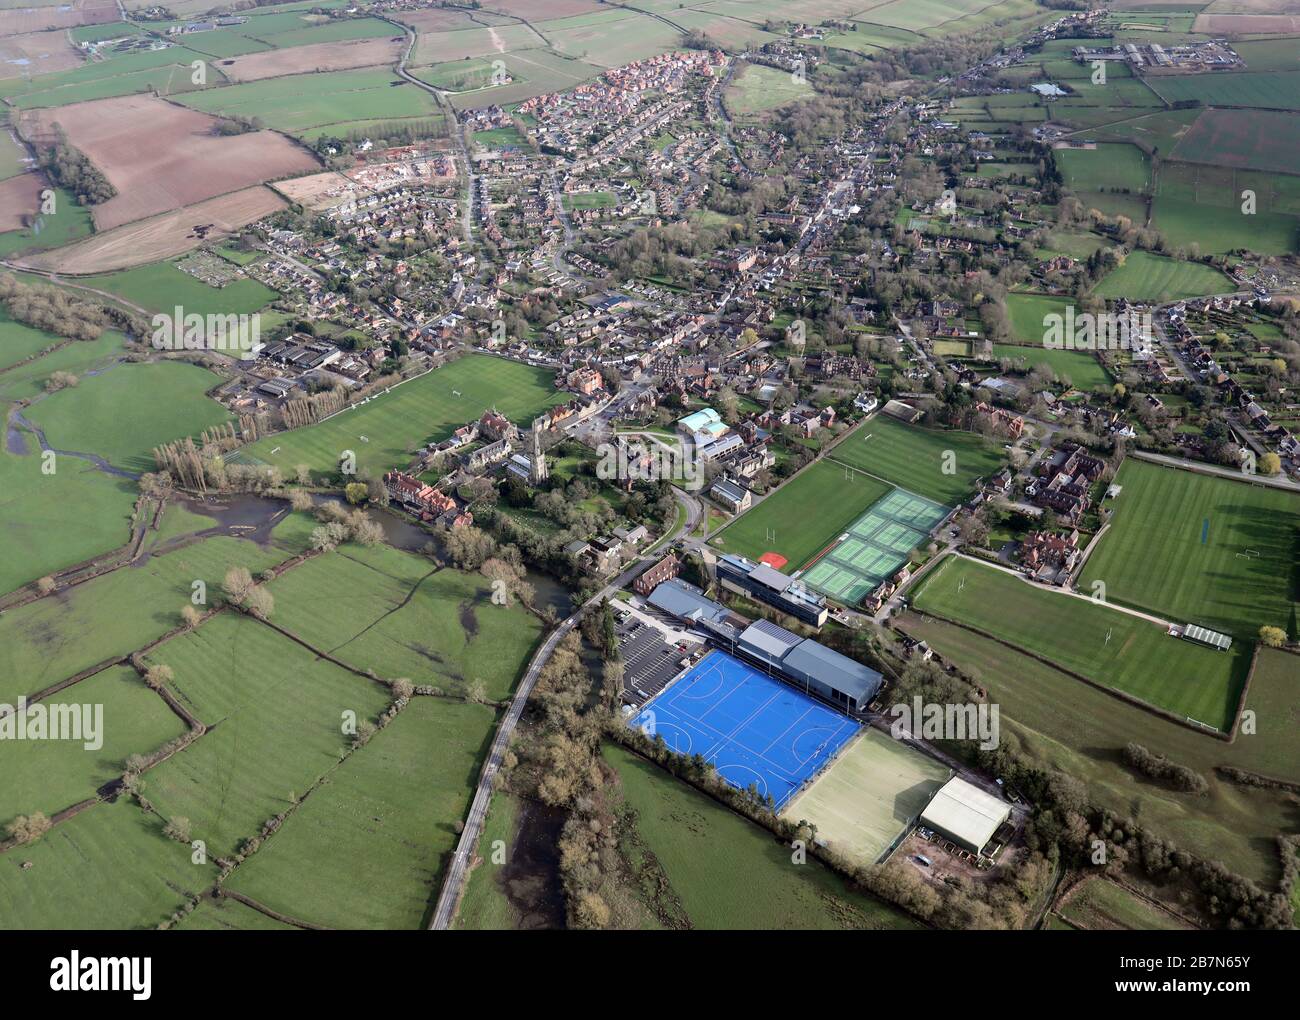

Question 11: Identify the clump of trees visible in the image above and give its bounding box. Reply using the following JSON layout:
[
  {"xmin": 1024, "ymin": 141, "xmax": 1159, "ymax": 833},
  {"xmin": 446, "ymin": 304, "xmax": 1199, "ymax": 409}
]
[
  {"xmin": 0, "ymin": 274, "xmax": 107, "ymax": 342},
  {"xmin": 1122, "ymin": 743, "xmax": 1209, "ymax": 794},
  {"xmin": 38, "ymin": 136, "xmax": 116, "ymax": 205}
]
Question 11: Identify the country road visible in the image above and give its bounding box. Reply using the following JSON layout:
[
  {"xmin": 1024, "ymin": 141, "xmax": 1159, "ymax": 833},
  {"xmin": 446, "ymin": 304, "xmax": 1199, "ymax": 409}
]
[{"xmin": 428, "ymin": 534, "xmax": 688, "ymax": 929}]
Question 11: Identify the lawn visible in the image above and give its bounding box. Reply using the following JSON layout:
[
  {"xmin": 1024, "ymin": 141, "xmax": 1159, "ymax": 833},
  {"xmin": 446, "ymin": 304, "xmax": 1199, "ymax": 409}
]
[
  {"xmin": 1058, "ymin": 878, "xmax": 1192, "ymax": 930},
  {"xmin": 0, "ymin": 665, "xmax": 188, "ymax": 827},
  {"xmin": 143, "ymin": 612, "xmax": 393, "ymax": 857},
  {"xmin": 25, "ymin": 360, "xmax": 232, "ymax": 472},
  {"xmin": 710, "ymin": 458, "xmax": 892, "ymax": 570},
  {"xmin": 266, "ymin": 542, "xmax": 544, "ymax": 700},
  {"xmin": 1093, "ymin": 251, "xmax": 1232, "ymax": 302},
  {"xmin": 602, "ymin": 743, "xmax": 919, "ymax": 929},
  {"xmin": 828, "ymin": 414, "xmax": 1005, "ymax": 505},
  {"xmin": 1005, "ymin": 292, "xmax": 1074, "ymax": 344},
  {"xmin": 236, "ymin": 353, "xmax": 565, "ymax": 480},
  {"xmin": 225, "ymin": 697, "xmax": 496, "ymax": 928},
  {"xmin": 781, "ymin": 728, "xmax": 950, "ymax": 865},
  {"xmin": 1079, "ymin": 459, "xmax": 1300, "ymax": 641},
  {"xmin": 912, "ymin": 556, "xmax": 1250, "ymax": 732},
  {"xmin": 897, "ymin": 615, "xmax": 1299, "ymax": 885},
  {"xmin": 0, "ymin": 798, "xmax": 215, "ymax": 929}
]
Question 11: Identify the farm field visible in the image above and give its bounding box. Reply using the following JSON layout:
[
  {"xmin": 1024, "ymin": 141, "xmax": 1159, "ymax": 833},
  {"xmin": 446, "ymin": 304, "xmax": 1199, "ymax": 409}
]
[
  {"xmin": 1079, "ymin": 459, "xmax": 1300, "ymax": 642},
  {"xmin": 236, "ymin": 353, "xmax": 565, "ymax": 480},
  {"xmin": 602, "ymin": 743, "xmax": 920, "ymax": 929},
  {"xmin": 781, "ymin": 728, "xmax": 950, "ymax": 864},
  {"xmin": 1057, "ymin": 878, "xmax": 1194, "ymax": 930},
  {"xmin": 0, "ymin": 45, "xmax": 212, "ymax": 110},
  {"xmin": 0, "ymin": 325, "xmax": 123, "ymax": 406},
  {"xmin": 0, "ymin": 448, "xmax": 139, "ymax": 596},
  {"xmin": 176, "ymin": 67, "xmax": 441, "ymax": 136},
  {"xmin": 710, "ymin": 457, "xmax": 892, "ymax": 569},
  {"xmin": 18, "ymin": 186, "xmax": 290, "ymax": 275},
  {"xmin": 216, "ymin": 37, "xmax": 406, "ymax": 83},
  {"xmin": 19, "ymin": 95, "xmax": 318, "ymax": 230},
  {"xmin": 25, "ymin": 360, "xmax": 232, "ymax": 472},
  {"xmin": 828, "ymin": 414, "xmax": 1005, "ymax": 506},
  {"xmin": 1148, "ymin": 70, "xmax": 1300, "ymax": 111},
  {"xmin": 989, "ymin": 344, "xmax": 1112, "ymax": 390},
  {"xmin": 173, "ymin": 896, "xmax": 298, "ymax": 931},
  {"xmin": 265, "ymin": 542, "xmax": 545, "ymax": 700},
  {"xmin": 0, "ymin": 798, "xmax": 215, "ymax": 930},
  {"xmin": 0, "ymin": 515, "xmax": 315, "ymax": 701},
  {"xmin": 0, "ymin": 309, "xmax": 62, "ymax": 370},
  {"xmin": 1154, "ymin": 162, "xmax": 1300, "ymax": 255},
  {"xmin": 897, "ymin": 615, "xmax": 1300, "ymax": 885},
  {"xmin": 142, "ymin": 612, "xmax": 393, "ymax": 858},
  {"xmin": 1093, "ymin": 251, "xmax": 1232, "ymax": 301},
  {"xmin": 80, "ymin": 260, "xmax": 276, "ymax": 315},
  {"xmin": 1055, "ymin": 143, "xmax": 1150, "ymax": 194},
  {"xmin": 0, "ymin": 184, "xmax": 96, "ymax": 259},
  {"xmin": 912, "ymin": 556, "xmax": 1250, "ymax": 732},
  {"xmin": 1169, "ymin": 108, "xmax": 1300, "ymax": 177},
  {"xmin": 726, "ymin": 64, "xmax": 813, "ymax": 116},
  {"xmin": 0, "ymin": 665, "xmax": 188, "ymax": 826},
  {"xmin": 225, "ymin": 697, "xmax": 496, "ymax": 928}
]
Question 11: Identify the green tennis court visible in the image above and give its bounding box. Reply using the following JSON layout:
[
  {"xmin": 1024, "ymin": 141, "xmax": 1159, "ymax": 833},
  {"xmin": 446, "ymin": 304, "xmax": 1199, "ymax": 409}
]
[{"xmin": 799, "ymin": 487, "xmax": 949, "ymax": 605}]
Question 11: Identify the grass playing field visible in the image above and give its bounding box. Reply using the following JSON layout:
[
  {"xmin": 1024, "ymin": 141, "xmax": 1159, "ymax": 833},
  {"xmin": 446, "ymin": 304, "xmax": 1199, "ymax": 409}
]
[
  {"xmin": 26, "ymin": 360, "xmax": 232, "ymax": 472},
  {"xmin": 828, "ymin": 414, "xmax": 1006, "ymax": 506},
  {"xmin": 1093, "ymin": 251, "xmax": 1232, "ymax": 302},
  {"xmin": 1005, "ymin": 292, "xmax": 1074, "ymax": 344},
  {"xmin": 725, "ymin": 64, "xmax": 813, "ymax": 116},
  {"xmin": 224, "ymin": 697, "xmax": 496, "ymax": 928},
  {"xmin": 1079, "ymin": 459, "xmax": 1300, "ymax": 642},
  {"xmin": 142, "ymin": 611, "xmax": 393, "ymax": 857},
  {"xmin": 897, "ymin": 616, "xmax": 1300, "ymax": 884},
  {"xmin": 1055, "ymin": 143, "xmax": 1150, "ymax": 195},
  {"xmin": 912, "ymin": 556, "xmax": 1250, "ymax": 731},
  {"xmin": 265, "ymin": 541, "xmax": 545, "ymax": 701},
  {"xmin": 990, "ymin": 343, "xmax": 1113, "ymax": 391},
  {"xmin": 781, "ymin": 728, "xmax": 950, "ymax": 864},
  {"xmin": 236, "ymin": 353, "xmax": 565, "ymax": 481},
  {"xmin": 710, "ymin": 458, "xmax": 892, "ymax": 570},
  {"xmin": 602, "ymin": 743, "xmax": 919, "ymax": 929}
]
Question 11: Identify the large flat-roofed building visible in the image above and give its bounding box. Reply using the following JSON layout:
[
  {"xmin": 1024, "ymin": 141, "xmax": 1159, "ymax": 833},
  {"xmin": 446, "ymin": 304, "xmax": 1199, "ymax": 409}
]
[
  {"xmin": 678, "ymin": 406, "xmax": 729, "ymax": 446},
  {"xmin": 716, "ymin": 554, "xmax": 829, "ymax": 628},
  {"xmin": 646, "ymin": 579, "xmax": 731, "ymax": 626},
  {"xmin": 733, "ymin": 619, "xmax": 882, "ymax": 712},
  {"xmin": 919, "ymin": 776, "xmax": 1011, "ymax": 855}
]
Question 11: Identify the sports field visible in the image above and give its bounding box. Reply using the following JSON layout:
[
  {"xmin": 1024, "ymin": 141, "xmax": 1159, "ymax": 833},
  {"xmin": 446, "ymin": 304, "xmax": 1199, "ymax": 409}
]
[
  {"xmin": 782, "ymin": 728, "xmax": 949, "ymax": 864},
  {"xmin": 913, "ymin": 556, "xmax": 1249, "ymax": 732},
  {"xmin": 236, "ymin": 353, "xmax": 565, "ymax": 480},
  {"xmin": 1093, "ymin": 251, "xmax": 1232, "ymax": 302},
  {"xmin": 629, "ymin": 650, "xmax": 860, "ymax": 810},
  {"xmin": 710, "ymin": 458, "xmax": 892, "ymax": 570},
  {"xmin": 1079, "ymin": 459, "xmax": 1300, "ymax": 641},
  {"xmin": 801, "ymin": 487, "xmax": 948, "ymax": 604},
  {"xmin": 1055, "ymin": 143, "xmax": 1150, "ymax": 195},
  {"xmin": 828, "ymin": 414, "xmax": 1006, "ymax": 506},
  {"xmin": 990, "ymin": 343, "xmax": 1112, "ymax": 390},
  {"xmin": 900, "ymin": 614, "xmax": 1300, "ymax": 885}
]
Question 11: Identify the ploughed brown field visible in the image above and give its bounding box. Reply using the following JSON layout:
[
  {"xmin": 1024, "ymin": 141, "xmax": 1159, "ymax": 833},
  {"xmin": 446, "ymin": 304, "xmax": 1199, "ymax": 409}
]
[
  {"xmin": 19, "ymin": 95, "xmax": 319, "ymax": 231},
  {"xmin": 0, "ymin": 30, "xmax": 85, "ymax": 81},
  {"xmin": 17, "ymin": 185, "xmax": 288, "ymax": 274},
  {"xmin": 1192, "ymin": 13, "xmax": 1300, "ymax": 31},
  {"xmin": 0, "ymin": 172, "xmax": 44, "ymax": 233},
  {"xmin": 217, "ymin": 38, "xmax": 405, "ymax": 82},
  {"xmin": 0, "ymin": 0, "xmax": 117, "ymax": 34}
]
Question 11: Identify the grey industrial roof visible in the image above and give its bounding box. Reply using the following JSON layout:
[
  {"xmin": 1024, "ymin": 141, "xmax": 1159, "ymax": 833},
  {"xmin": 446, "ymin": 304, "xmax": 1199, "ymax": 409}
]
[
  {"xmin": 920, "ymin": 777, "xmax": 1010, "ymax": 852},
  {"xmin": 782, "ymin": 639, "xmax": 882, "ymax": 701},
  {"xmin": 739, "ymin": 619, "xmax": 803, "ymax": 659},
  {"xmin": 647, "ymin": 580, "xmax": 730, "ymax": 624},
  {"xmin": 748, "ymin": 562, "xmax": 794, "ymax": 593}
]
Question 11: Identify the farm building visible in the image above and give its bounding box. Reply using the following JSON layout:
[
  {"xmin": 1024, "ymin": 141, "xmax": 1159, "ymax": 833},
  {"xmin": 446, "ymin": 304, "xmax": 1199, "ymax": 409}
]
[{"xmin": 920, "ymin": 776, "xmax": 1011, "ymax": 855}]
